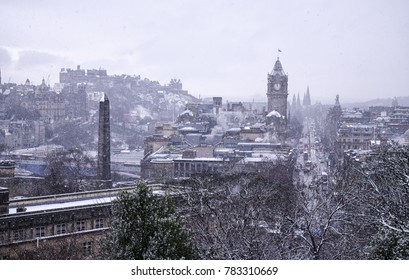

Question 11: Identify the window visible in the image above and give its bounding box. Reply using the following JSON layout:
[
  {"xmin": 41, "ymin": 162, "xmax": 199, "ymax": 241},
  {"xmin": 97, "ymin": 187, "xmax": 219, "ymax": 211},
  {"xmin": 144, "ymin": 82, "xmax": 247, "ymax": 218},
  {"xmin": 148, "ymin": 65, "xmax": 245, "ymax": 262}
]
[
  {"xmin": 83, "ymin": 241, "xmax": 92, "ymax": 255},
  {"xmin": 76, "ymin": 220, "xmax": 86, "ymax": 232},
  {"xmin": 13, "ymin": 229, "xmax": 25, "ymax": 241},
  {"xmin": 56, "ymin": 223, "xmax": 66, "ymax": 235},
  {"xmin": 95, "ymin": 218, "xmax": 104, "ymax": 229},
  {"xmin": 35, "ymin": 226, "xmax": 46, "ymax": 238},
  {"xmin": 0, "ymin": 233, "xmax": 5, "ymax": 245}
]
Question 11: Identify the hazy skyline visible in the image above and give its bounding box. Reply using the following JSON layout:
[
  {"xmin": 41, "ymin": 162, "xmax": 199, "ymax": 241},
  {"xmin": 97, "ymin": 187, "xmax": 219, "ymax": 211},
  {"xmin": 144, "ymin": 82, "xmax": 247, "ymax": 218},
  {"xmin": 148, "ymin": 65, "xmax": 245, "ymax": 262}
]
[{"xmin": 1, "ymin": 0, "xmax": 408, "ymax": 104}]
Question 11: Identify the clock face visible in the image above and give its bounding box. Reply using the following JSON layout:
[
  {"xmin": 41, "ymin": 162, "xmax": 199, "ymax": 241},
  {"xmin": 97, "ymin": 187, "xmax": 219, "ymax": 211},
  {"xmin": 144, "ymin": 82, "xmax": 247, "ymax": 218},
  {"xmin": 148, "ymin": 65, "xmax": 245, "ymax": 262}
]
[{"xmin": 273, "ymin": 83, "xmax": 281, "ymax": 90}]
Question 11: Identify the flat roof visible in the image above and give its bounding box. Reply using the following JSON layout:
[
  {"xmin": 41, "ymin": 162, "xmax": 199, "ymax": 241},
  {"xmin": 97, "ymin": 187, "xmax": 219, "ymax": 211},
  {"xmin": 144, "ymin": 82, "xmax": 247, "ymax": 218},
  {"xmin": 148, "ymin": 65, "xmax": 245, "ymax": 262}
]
[
  {"xmin": 9, "ymin": 196, "xmax": 116, "ymax": 214},
  {"xmin": 5, "ymin": 186, "xmax": 171, "ymax": 215},
  {"xmin": 5, "ymin": 187, "xmax": 136, "ymax": 215}
]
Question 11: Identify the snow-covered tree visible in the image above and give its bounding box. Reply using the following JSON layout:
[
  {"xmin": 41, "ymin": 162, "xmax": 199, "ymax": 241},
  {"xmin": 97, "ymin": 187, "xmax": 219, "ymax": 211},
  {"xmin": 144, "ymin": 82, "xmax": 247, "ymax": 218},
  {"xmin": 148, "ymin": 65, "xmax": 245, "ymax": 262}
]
[
  {"xmin": 362, "ymin": 142, "xmax": 409, "ymax": 259},
  {"xmin": 44, "ymin": 147, "xmax": 95, "ymax": 193},
  {"xmin": 102, "ymin": 182, "xmax": 196, "ymax": 260},
  {"xmin": 327, "ymin": 141, "xmax": 409, "ymax": 259},
  {"xmin": 179, "ymin": 162, "xmax": 298, "ymax": 260}
]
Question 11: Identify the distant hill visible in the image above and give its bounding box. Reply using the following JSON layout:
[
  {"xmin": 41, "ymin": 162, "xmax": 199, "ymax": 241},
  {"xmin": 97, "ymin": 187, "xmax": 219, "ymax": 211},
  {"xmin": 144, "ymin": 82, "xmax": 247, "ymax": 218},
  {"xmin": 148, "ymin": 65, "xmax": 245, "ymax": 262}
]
[
  {"xmin": 106, "ymin": 81, "xmax": 199, "ymax": 123},
  {"xmin": 343, "ymin": 96, "xmax": 409, "ymax": 108}
]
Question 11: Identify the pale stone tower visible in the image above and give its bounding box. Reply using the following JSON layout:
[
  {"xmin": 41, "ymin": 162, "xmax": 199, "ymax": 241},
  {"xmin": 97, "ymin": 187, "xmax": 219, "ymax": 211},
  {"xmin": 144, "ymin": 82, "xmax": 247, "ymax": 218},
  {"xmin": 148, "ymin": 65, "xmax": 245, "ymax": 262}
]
[
  {"xmin": 266, "ymin": 58, "xmax": 288, "ymax": 117},
  {"xmin": 97, "ymin": 94, "xmax": 111, "ymax": 184},
  {"xmin": 213, "ymin": 97, "xmax": 222, "ymax": 114}
]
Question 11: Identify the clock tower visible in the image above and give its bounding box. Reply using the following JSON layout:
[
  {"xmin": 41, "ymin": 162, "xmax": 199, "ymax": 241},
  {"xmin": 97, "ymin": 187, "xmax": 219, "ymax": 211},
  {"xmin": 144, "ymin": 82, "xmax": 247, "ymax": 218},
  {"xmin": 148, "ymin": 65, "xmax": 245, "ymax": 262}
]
[{"xmin": 266, "ymin": 58, "xmax": 288, "ymax": 118}]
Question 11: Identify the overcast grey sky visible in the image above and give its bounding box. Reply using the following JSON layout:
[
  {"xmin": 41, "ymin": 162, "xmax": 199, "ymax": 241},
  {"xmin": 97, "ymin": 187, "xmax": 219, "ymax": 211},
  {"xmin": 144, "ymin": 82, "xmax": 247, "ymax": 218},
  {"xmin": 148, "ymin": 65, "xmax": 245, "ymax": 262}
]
[{"xmin": 0, "ymin": 0, "xmax": 408, "ymax": 104}]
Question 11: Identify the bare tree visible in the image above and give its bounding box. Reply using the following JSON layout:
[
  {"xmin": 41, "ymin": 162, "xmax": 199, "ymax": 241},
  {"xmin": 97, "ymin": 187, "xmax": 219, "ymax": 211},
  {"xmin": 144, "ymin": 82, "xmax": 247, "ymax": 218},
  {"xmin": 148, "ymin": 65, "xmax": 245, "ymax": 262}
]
[
  {"xmin": 285, "ymin": 178, "xmax": 370, "ymax": 260},
  {"xmin": 170, "ymin": 141, "xmax": 409, "ymax": 260},
  {"xmin": 358, "ymin": 142, "xmax": 409, "ymax": 259},
  {"xmin": 310, "ymin": 141, "xmax": 409, "ymax": 260},
  {"xmin": 178, "ymin": 162, "xmax": 297, "ymax": 260},
  {"xmin": 44, "ymin": 148, "xmax": 95, "ymax": 193}
]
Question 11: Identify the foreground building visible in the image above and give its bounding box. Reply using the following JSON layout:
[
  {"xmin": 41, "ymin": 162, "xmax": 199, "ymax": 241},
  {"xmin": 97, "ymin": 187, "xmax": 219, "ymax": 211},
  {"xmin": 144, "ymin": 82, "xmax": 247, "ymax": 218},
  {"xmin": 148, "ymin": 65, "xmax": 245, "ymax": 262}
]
[{"xmin": 0, "ymin": 186, "xmax": 134, "ymax": 259}]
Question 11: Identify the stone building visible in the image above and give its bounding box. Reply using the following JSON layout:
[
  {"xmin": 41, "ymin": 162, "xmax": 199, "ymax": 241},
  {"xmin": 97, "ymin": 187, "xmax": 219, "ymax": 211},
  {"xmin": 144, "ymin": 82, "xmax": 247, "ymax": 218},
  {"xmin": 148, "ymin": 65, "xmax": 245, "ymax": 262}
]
[
  {"xmin": 239, "ymin": 124, "xmax": 266, "ymax": 142},
  {"xmin": 324, "ymin": 95, "xmax": 343, "ymax": 150},
  {"xmin": 143, "ymin": 134, "xmax": 170, "ymax": 156},
  {"xmin": 337, "ymin": 124, "xmax": 377, "ymax": 151},
  {"xmin": 0, "ymin": 120, "xmax": 46, "ymax": 150},
  {"xmin": 387, "ymin": 106, "xmax": 409, "ymax": 134},
  {"xmin": 20, "ymin": 78, "xmax": 66, "ymax": 124},
  {"xmin": 141, "ymin": 141, "xmax": 292, "ymax": 182},
  {"xmin": 0, "ymin": 187, "xmax": 8, "ymax": 215},
  {"xmin": 0, "ymin": 187, "xmax": 135, "ymax": 259},
  {"xmin": 59, "ymin": 65, "xmax": 139, "ymax": 90},
  {"xmin": 141, "ymin": 158, "xmax": 175, "ymax": 181},
  {"xmin": 61, "ymin": 83, "xmax": 88, "ymax": 120},
  {"xmin": 155, "ymin": 123, "xmax": 178, "ymax": 137},
  {"xmin": 213, "ymin": 97, "xmax": 222, "ymax": 114}
]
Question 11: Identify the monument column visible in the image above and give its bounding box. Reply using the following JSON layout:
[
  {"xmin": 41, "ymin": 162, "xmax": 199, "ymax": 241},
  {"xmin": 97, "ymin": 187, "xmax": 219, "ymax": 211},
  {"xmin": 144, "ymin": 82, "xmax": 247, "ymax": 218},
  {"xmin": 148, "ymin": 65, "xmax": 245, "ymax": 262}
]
[{"xmin": 97, "ymin": 94, "xmax": 112, "ymax": 186}]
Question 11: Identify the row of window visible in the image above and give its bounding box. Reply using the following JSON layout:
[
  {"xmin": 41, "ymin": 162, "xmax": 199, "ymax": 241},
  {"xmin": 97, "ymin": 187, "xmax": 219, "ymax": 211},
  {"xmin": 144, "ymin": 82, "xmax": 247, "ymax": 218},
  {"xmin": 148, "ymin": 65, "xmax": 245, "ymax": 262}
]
[
  {"xmin": 340, "ymin": 144, "xmax": 368, "ymax": 150},
  {"xmin": 341, "ymin": 138, "xmax": 372, "ymax": 142},
  {"xmin": 174, "ymin": 162, "xmax": 224, "ymax": 177},
  {"xmin": 0, "ymin": 240, "xmax": 93, "ymax": 258},
  {"xmin": 1, "ymin": 218, "xmax": 105, "ymax": 243}
]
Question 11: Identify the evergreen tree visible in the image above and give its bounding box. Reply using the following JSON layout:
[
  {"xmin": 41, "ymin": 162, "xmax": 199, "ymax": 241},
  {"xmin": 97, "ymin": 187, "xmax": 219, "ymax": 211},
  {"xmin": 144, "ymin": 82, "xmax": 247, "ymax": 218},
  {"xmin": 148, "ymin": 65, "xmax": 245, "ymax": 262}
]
[
  {"xmin": 368, "ymin": 229, "xmax": 409, "ymax": 260},
  {"xmin": 102, "ymin": 182, "xmax": 196, "ymax": 260}
]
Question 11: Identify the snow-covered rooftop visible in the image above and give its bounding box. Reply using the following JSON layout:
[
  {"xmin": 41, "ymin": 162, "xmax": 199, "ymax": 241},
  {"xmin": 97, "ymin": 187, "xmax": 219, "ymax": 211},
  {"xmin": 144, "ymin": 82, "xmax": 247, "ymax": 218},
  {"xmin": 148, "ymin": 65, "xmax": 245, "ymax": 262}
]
[
  {"xmin": 267, "ymin": 110, "xmax": 282, "ymax": 118},
  {"xmin": 9, "ymin": 196, "xmax": 116, "ymax": 214},
  {"xmin": 100, "ymin": 93, "xmax": 109, "ymax": 102},
  {"xmin": 179, "ymin": 126, "xmax": 199, "ymax": 132},
  {"xmin": 179, "ymin": 109, "xmax": 194, "ymax": 117}
]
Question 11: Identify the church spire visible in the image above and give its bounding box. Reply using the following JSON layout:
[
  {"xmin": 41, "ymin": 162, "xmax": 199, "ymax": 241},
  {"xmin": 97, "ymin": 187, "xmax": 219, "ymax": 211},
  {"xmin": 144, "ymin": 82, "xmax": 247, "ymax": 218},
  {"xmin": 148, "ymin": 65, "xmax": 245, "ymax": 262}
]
[
  {"xmin": 304, "ymin": 86, "xmax": 311, "ymax": 106},
  {"xmin": 335, "ymin": 94, "xmax": 341, "ymax": 107},
  {"xmin": 297, "ymin": 92, "xmax": 301, "ymax": 108},
  {"xmin": 272, "ymin": 58, "xmax": 286, "ymax": 76}
]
